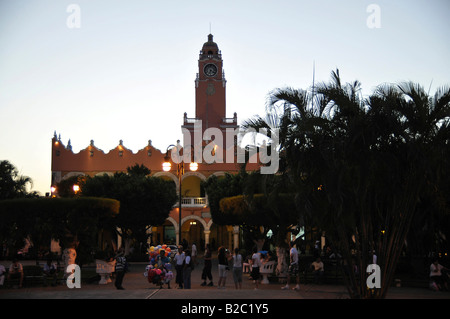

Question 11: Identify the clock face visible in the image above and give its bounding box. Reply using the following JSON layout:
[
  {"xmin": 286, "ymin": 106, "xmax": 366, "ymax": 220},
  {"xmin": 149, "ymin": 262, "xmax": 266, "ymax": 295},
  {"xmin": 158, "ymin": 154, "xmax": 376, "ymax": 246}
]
[{"xmin": 204, "ymin": 63, "xmax": 218, "ymax": 77}]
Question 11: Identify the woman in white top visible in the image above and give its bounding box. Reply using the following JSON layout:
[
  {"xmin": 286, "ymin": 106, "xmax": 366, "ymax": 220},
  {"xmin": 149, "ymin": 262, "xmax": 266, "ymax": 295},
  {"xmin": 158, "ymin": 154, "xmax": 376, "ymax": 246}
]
[
  {"xmin": 174, "ymin": 246, "xmax": 185, "ymax": 289},
  {"xmin": 232, "ymin": 248, "xmax": 243, "ymax": 289},
  {"xmin": 251, "ymin": 247, "xmax": 261, "ymax": 289}
]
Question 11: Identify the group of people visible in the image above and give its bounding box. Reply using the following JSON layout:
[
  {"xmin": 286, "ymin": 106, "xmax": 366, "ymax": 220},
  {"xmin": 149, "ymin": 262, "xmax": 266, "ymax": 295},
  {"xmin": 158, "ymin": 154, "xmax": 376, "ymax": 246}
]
[
  {"xmin": 0, "ymin": 259, "xmax": 24, "ymax": 288},
  {"xmin": 171, "ymin": 242, "xmax": 248, "ymax": 290},
  {"xmin": 173, "ymin": 244, "xmax": 195, "ymax": 289},
  {"xmin": 176, "ymin": 243, "xmax": 245, "ymax": 290},
  {"xmin": 0, "ymin": 258, "xmax": 61, "ymax": 288},
  {"xmin": 281, "ymin": 241, "xmax": 326, "ymax": 290},
  {"xmin": 3, "ymin": 243, "xmax": 449, "ymax": 293},
  {"xmin": 430, "ymin": 258, "xmax": 449, "ymax": 291},
  {"xmin": 217, "ymin": 246, "xmax": 244, "ymax": 289},
  {"xmin": 124, "ymin": 243, "xmax": 450, "ymax": 293}
]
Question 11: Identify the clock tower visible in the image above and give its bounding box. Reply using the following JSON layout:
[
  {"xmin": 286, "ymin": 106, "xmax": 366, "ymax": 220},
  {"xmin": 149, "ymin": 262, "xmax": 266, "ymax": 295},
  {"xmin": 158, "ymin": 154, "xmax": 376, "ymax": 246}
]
[
  {"xmin": 195, "ymin": 33, "xmax": 226, "ymax": 129},
  {"xmin": 183, "ymin": 34, "xmax": 238, "ymax": 150}
]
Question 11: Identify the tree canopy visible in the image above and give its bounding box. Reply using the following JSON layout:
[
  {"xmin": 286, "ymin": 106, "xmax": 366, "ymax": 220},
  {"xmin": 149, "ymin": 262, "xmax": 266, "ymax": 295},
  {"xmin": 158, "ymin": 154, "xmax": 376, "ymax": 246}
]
[
  {"xmin": 79, "ymin": 165, "xmax": 178, "ymax": 246},
  {"xmin": 241, "ymin": 70, "xmax": 450, "ymax": 298},
  {"xmin": 0, "ymin": 160, "xmax": 39, "ymax": 199},
  {"xmin": 0, "ymin": 197, "xmax": 119, "ymax": 263}
]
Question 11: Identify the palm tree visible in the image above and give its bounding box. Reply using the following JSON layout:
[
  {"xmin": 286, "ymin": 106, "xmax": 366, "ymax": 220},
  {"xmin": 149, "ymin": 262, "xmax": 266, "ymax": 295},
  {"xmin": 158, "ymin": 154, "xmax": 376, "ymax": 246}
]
[
  {"xmin": 241, "ymin": 87, "xmax": 313, "ymax": 279},
  {"xmin": 0, "ymin": 160, "xmax": 37, "ymax": 199},
  {"xmin": 301, "ymin": 74, "xmax": 449, "ymax": 298},
  {"xmin": 245, "ymin": 69, "xmax": 449, "ymax": 298}
]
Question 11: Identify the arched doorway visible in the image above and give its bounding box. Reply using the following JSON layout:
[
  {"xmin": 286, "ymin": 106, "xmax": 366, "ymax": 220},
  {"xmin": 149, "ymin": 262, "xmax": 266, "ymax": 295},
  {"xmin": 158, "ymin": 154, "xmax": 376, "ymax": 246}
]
[
  {"xmin": 180, "ymin": 215, "xmax": 206, "ymax": 250},
  {"xmin": 186, "ymin": 220, "xmax": 203, "ymax": 249},
  {"xmin": 150, "ymin": 219, "xmax": 177, "ymax": 246},
  {"xmin": 208, "ymin": 223, "xmax": 230, "ymax": 252}
]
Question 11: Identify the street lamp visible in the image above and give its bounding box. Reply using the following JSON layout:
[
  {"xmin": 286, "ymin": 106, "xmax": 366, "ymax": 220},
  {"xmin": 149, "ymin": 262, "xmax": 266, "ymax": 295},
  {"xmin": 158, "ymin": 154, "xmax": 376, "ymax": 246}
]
[
  {"xmin": 162, "ymin": 142, "xmax": 198, "ymax": 245},
  {"xmin": 50, "ymin": 186, "xmax": 56, "ymax": 198}
]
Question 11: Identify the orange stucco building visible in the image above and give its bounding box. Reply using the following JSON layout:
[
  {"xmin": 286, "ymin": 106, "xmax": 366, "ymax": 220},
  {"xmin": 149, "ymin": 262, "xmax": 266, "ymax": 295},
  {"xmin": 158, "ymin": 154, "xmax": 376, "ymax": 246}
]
[{"xmin": 51, "ymin": 34, "xmax": 259, "ymax": 251}]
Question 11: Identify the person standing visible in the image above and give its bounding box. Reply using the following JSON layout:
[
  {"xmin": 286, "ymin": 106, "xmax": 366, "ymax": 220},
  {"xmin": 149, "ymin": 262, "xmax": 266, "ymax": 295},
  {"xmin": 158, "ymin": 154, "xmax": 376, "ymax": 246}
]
[
  {"xmin": 174, "ymin": 246, "xmax": 185, "ymax": 289},
  {"xmin": 155, "ymin": 249, "xmax": 171, "ymax": 289},
  {"xmin": 232, "ymin": 248, "xmax": 243, "ymax": 289},
  {"xmin": 183, "ymin": 249, "xmax": 193, "ymax": 289},
  {"xmin": 200, "ymin": 244, "xmax": 213, "ymax": 286},
  {"xmin": 250, "ymin": 247, "xmax": 261, "ymax": 290},
  {"xmin": 114, "ymin": 248, "xmax": 127, "ymax": 290},
  {"xmin": 191, "ymin": 242, "xmax": 198, "ymax": 265},
  {"xmin": 282, "ymin": 241, "xmax": 300, "ymax": 291},
  {"xmin": 217, "ymin": 246, "xmax": 231, "ymax": 289}
]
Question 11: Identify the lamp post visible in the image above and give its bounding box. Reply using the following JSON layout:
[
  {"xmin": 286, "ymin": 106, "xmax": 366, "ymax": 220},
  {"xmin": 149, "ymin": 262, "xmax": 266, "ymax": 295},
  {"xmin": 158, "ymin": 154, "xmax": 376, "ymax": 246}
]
[{"xmin": 162, "ymin": 142, "xmax": 198, "ymax": 246}]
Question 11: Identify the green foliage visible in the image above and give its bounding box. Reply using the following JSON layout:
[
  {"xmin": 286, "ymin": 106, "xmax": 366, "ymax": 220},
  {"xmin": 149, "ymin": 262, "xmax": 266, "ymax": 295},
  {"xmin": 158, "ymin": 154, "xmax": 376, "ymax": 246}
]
[
  {"xmin": 201, "ymin": 172, "xmax": 246, "ymax": 225},
  {"xmin": 219, "ymin": 195, "xmax": 250, "ymax": 223},
  {"xmin": 0, "ymin": 197, "xmax": 119, "ymax": 260},
  {"xmin": 126, "ymin": 163, "xmax": 151, "ymax": 176},
  {"xmin": 254, "ymin": 69, "xmax": 449, "ymax": 298},
  {"xmin": 80, "ymin": 165, "xmax": 177, "ymax": 244},
  {"xmin": 0, "ymin": 160, "xmax": 39, "ymax": 199},
  {"xmin": 220, "ymin": 193, "xmax": 297, "ymax": 226},
  {"xmin": 56, "ymin": 175, "xmax": 83, "ymax": 198}
]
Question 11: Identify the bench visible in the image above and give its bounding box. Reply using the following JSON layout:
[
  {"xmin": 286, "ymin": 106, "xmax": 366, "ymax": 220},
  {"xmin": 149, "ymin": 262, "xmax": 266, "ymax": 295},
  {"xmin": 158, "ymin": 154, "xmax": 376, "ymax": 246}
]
[
  {"xmin": 302, "ymin": 260, "xmax": 344, "ymax": 284},
  {"xmin": 96, "ymin": 259, "xmax": 116, "ymax": 284},
  {"xmin": 260, "ymin": 261, "xmax": 276, "ymax": 284},
  {"xmin": 265, "ymin": 258, "xmax": 345, "ymax": 285},
  {"xmin": 242, "ymin": 259, "xmax": 251, "ymax": 274},
  {"xmin": 4, "ymin": 265, "xmax": 45, "ymax": 288}
]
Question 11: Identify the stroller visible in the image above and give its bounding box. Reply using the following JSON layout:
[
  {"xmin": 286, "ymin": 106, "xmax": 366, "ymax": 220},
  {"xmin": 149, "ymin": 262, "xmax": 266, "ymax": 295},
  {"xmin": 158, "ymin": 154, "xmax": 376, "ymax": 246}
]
[{"xmin": 145, "ymin": 263, "xmax": 174, "ymax": 289}]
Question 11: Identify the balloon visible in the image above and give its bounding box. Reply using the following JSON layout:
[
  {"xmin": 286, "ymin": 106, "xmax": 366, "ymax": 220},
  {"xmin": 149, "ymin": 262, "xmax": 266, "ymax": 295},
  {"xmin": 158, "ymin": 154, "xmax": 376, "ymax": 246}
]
[
  {"xmin": 150, "ymin": 246, "xmax": 154, "ymax": 252},
  {"xmin": 147, "ymin": 269, "xmax": 155, "ymax": 282},
  {"xmin": 156, "ymin": 269, "xmax": 162, "ymax": 275}
]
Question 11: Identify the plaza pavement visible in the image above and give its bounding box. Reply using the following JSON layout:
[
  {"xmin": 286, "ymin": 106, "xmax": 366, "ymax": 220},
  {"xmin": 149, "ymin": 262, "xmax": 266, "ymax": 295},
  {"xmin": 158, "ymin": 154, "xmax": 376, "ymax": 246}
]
[{"xmin": 1, "ymin": 259, "xmax": 449, "ymax": 300}]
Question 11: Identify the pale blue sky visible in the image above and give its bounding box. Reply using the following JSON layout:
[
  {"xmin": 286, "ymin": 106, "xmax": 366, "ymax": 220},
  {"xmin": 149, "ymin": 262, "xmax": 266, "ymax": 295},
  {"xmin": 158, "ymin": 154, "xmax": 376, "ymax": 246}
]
[{"xmin": 0, "ymin": 0, "xmax": 449, "ymax": 194}]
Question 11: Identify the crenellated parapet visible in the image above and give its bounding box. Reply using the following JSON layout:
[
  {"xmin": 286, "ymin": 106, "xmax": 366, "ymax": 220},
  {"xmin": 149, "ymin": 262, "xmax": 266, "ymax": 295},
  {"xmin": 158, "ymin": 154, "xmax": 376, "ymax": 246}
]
[
  {"xmin": 51, "ymin": 131, "xmax": 251, "ymax": 187},
  {"xmin": 51, "ymin": 132, "xmax": 165, "ymax": 180}
]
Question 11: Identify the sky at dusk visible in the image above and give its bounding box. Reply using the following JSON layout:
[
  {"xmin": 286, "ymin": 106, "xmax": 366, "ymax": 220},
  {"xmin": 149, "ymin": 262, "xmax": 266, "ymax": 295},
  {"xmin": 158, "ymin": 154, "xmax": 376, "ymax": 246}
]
[{"xmin": 0, "ymin": 0, "xmax": 449, "ymax": 195}]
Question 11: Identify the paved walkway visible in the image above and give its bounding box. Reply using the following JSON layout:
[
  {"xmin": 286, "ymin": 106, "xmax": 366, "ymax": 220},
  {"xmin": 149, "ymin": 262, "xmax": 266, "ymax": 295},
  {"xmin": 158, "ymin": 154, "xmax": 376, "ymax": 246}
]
[{"xmin": 1, "ymin": 260, "xmax": 450, "ymax": 300}]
